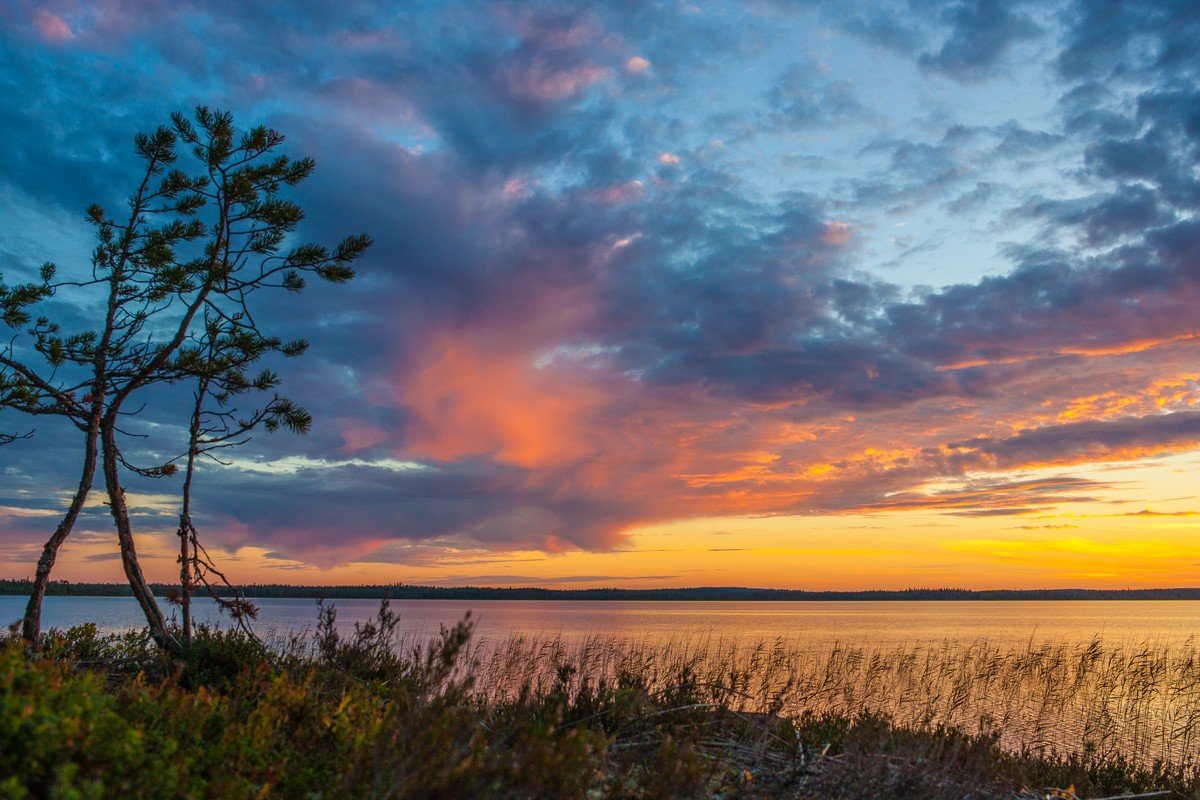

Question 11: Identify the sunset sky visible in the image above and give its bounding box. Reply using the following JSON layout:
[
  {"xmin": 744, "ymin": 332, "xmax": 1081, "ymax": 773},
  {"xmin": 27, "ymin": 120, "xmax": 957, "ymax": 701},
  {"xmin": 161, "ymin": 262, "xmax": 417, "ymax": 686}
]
[{"xmin": 2, "ymin": 0, "xmax": 1200, "ymax": 590}]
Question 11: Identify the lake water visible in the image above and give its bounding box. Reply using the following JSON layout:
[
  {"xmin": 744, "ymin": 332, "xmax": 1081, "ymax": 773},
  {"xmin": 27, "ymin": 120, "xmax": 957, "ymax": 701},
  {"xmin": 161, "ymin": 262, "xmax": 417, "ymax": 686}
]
[{"xmin": 4, "ymin": 595, "xmax": 1199, "ymax": 649}]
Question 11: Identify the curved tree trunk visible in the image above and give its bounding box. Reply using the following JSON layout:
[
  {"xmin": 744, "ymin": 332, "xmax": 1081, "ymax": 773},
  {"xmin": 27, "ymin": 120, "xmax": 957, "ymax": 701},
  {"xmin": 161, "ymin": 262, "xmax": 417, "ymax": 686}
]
[
  {"xmin": 101, "ymin": 420, "xmax": 181, "ymax": 655},
  {"xmin": 22, "ymin": 423, "xmax": 100, "ymax": 644}
]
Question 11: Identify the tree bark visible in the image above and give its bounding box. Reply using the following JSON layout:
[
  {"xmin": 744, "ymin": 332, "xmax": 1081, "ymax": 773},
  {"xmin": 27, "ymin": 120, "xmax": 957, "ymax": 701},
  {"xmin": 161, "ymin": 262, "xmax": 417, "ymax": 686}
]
[
  {"xmin": 101, "ymin": 418, "xmax": 181, "ymax": 655},
  {"xmin": 179, "ymin": 516, "xmax": 192, "ymax": 648},
  {"xmin": 21, "ymin": 423, "xmax": 99, "ymax": 644},
  {"xmin": 178, "ymin": 382, "xmax": 205, "ymax": 648}
]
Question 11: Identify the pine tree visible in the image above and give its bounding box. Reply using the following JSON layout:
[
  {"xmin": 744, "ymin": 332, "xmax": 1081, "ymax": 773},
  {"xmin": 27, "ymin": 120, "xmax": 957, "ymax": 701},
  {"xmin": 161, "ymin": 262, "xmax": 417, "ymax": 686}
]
[
  {"xmin": 169, "ymin": 309, "xmax": 314, "ymax": 645},
  {"xmin": 1, "ymin": 107, "xmax": 370, "ymax": 652}
]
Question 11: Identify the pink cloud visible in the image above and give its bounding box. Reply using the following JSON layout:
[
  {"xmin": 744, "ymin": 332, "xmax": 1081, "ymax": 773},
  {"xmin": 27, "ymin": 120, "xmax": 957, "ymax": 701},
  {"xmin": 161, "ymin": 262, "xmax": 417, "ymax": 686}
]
[
  {"xmin": 338, "ymin": 420, "xmax": 391, "ymax": 454},
  {"xmin": 499, "ymin": 61, "xmax": 611, "ymax": 105},
  {"xmin": 506, "ymin": 12, "xmax": 594, "ymax": 50},
  {"xmin": 588, "ymin": 179, "xmax": 644, "ymax": 205},
  {"xmin": 33, "ymin": 10, "xmax": 72, "ymax": 42},
  {"xmin": 625, "ymin": 55, "xmax": 651, "ymax": 74},
  {"xmin": 820, "ymin": 220, "xmax": 853, "ymax": 247}
]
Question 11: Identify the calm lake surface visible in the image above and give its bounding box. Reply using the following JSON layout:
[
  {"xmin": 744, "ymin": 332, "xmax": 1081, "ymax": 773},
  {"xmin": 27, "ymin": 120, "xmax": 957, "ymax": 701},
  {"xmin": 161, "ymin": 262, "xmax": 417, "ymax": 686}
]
[{"xmin": 4, "ymin": 596, "xmax": 1199, "ymax": 649}]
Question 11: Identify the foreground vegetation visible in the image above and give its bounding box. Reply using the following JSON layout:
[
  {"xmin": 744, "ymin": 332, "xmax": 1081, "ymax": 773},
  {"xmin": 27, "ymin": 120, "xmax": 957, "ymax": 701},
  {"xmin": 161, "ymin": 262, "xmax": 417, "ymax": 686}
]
[{"xmin": 2, "ymin": 604, "xmax": 1198, "ymax": 799}]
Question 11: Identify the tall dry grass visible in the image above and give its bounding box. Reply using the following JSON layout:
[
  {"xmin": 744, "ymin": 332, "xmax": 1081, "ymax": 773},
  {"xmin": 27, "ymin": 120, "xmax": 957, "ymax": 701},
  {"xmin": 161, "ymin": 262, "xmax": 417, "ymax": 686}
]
[
  {"xmin": 18, "ymin": 608, "xmax": 1200, "ymax": 797},
  {"xmin": 467, "ymin": 633, "xmax": 1200, "ymax": 770}
]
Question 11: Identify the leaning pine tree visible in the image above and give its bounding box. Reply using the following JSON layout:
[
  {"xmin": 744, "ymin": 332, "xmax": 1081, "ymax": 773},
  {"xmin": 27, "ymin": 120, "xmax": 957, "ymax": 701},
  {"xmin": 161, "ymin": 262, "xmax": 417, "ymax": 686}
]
[{"xmin": 0, "ymin": 107, "xmax": 370, "ymax": 653}]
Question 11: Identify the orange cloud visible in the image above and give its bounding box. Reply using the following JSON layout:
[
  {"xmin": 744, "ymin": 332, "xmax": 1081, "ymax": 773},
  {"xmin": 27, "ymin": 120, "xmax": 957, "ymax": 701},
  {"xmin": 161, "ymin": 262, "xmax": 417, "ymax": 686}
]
[
  {"xmin": 398, "ymin": 333, "xmax": 606, "ymax": 469},
  {"xmin": 1058, "ymin": 332, "xmax": 1200, "ymax": 357},
  {"xmin": 1055, "ymin": 374, "xmax": 1199, "ymax": 422}
]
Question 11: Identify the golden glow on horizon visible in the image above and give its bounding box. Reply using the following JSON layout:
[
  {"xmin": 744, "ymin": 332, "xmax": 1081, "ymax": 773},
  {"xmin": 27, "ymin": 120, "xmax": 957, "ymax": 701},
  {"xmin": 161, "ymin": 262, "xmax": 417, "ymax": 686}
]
[{"xmin": 19, "ymin": 452, "xmax": 1199, "ymax": 592}]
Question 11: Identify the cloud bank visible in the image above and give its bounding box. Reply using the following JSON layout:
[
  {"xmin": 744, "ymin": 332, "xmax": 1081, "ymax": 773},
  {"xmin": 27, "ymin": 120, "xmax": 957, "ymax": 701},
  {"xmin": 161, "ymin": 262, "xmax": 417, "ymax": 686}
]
[{"xmin": 1, "ymin": 0, "xmax": 1198, "ymax": 571}]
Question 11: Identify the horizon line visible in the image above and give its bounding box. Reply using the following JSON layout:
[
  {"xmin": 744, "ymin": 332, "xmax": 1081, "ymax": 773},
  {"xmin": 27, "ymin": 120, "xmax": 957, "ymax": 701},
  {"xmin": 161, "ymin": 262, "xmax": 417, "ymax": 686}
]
[{"xmin": 4, "ymin": 579, "xmax": 1200, "ymax": 600}]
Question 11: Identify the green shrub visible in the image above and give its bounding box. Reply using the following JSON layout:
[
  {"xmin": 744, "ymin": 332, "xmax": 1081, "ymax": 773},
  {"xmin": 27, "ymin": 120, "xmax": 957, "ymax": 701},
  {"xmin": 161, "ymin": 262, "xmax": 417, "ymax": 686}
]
[{"xmin": 178, "ymin": 625, "xmax": 272, "ymax": 691}]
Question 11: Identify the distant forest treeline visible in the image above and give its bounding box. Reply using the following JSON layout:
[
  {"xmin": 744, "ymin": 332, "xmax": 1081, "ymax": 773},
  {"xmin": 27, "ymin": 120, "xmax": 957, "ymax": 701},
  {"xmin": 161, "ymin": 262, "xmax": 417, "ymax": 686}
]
[{"xmin": 3, "ymin": 578, "xmax": 1200, "ymax": 601}]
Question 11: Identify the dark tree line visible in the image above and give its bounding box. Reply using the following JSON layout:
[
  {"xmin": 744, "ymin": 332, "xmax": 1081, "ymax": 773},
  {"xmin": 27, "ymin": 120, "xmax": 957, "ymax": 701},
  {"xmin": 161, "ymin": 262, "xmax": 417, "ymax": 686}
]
[
  {"xmin": 0, "ymin": 108, "xmax": 370, "ymax": 653},
  {"xmin": 4, "ymin": 579, "xmax": 1199, "ymax": 602}
]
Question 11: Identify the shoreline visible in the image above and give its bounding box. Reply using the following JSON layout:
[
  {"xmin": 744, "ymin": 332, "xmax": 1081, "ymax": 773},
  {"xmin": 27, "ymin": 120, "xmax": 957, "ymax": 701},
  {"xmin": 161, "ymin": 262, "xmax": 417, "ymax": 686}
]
[{"xmin": 5, "ymin": 579, "xmax": 1200, "ymax": 601}]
